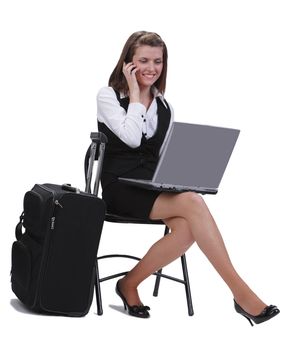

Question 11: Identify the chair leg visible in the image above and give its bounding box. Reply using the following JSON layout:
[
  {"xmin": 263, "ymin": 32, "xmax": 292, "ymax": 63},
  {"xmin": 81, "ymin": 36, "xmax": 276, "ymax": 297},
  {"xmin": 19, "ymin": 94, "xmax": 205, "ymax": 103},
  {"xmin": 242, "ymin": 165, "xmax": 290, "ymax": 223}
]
[
  {"xmin": 181, "ymin": 254, "xmax": 194, "ymax": 316},
  {"xmin": 152, "ymin": 225, "xmax": 169, "ymax": 297},
  {"xmin": 153, "ymin": 267, "xmax": 163, "ymax": 297},
  {"xmin": 94, "ymin": 260, "xmax": 103, "ymax": 315}
]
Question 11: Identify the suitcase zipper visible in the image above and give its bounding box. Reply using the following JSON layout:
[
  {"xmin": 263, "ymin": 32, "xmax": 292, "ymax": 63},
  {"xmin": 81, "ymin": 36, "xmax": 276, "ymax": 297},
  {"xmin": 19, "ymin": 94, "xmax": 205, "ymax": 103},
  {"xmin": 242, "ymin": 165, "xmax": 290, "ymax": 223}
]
[
  {"xmin": 50, "ymin": 200, "xmax": 63, "ymax": 230},
  {"xmin": 32, "ymin": 184, "xmax": 65, "ymax": 310},
  {"xmin": 38, "ymin": 185, "xmax": 64, "ymax": 230}
]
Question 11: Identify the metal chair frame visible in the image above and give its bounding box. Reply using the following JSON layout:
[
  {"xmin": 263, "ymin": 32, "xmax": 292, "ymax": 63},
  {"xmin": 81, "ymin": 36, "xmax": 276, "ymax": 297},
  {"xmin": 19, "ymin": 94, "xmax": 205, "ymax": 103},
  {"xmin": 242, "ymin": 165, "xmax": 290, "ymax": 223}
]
[{"xmin": 85, "ymin": 132, "xmax": 194, "ymax": 316}]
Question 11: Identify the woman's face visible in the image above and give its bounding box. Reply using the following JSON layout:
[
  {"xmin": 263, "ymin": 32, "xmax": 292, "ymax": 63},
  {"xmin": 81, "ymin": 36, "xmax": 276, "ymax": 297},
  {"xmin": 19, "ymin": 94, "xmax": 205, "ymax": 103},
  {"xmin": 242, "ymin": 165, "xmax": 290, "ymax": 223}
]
[{"xmin": 132, "ymin": 45, "xmax": 163, "ymax": 89}]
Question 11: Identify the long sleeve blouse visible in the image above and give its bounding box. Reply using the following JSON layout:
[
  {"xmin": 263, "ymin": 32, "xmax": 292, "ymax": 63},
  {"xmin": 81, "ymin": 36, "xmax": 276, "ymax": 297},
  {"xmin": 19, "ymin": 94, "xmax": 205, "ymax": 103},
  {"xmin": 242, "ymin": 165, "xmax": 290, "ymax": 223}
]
[{"xmin": 96, "ymin": 86, "xmax": 174, "ymax": 154}]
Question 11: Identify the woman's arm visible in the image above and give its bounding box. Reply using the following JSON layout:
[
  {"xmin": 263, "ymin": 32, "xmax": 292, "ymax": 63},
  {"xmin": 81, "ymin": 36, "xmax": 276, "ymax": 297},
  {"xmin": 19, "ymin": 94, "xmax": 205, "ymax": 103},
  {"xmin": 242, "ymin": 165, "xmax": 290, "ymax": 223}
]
[{"xmin": 97, "ymin": 86, "xmax": 146, "ymax": 148}]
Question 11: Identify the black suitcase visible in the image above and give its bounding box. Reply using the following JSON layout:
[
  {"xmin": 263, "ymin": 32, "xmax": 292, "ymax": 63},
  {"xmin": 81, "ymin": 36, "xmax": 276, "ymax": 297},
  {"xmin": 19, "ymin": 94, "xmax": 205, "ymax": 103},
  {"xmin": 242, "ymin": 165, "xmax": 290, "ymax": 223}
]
[{"xmin": 11, "ymin": 183, "xmax": 106, "ymax": 316}]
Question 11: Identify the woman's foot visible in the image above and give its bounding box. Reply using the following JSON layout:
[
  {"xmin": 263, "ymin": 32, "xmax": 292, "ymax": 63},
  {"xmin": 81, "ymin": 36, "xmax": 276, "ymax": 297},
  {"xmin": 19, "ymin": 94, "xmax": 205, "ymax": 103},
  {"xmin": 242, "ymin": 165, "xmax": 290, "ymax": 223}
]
[
  {"xmin": 116, "ymin": 278, "xmax": 150, "ymax": 318},
  {"xmin": 234, "ymin": 299, "xmax": 280, "ymax": 326},
  {"xmin": 234, "ymin": 294, "xmax": 267, "ymax": 316},
  {"xmin": 118, "ymin": 277, "xmax": 142, "ymax": 306}
]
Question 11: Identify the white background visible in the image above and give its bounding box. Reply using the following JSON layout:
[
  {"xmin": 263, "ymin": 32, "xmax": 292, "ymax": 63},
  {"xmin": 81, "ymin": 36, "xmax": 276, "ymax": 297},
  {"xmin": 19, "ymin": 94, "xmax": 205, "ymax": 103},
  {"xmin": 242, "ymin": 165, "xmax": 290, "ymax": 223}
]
[{"xmin": 0, "ymin": 0, "xmax": 292, "ymax": 348}]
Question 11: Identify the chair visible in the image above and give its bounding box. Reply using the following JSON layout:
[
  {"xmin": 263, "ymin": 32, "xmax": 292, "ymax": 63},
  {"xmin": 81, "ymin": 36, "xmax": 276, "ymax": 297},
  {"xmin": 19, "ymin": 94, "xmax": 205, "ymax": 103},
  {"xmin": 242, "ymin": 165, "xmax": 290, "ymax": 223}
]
[{"xmin": 85, "ymin": 132, "xmax": 194, "ymax": 316}]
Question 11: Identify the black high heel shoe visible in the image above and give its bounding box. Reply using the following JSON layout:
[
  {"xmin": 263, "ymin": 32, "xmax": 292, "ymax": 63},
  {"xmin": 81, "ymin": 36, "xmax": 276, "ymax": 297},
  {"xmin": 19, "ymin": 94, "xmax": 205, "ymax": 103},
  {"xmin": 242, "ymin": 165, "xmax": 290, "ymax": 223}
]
[
  {"xmin": 115, "ymin": 280, "xmax": 150, "ymax": 318},
  {"xmin": 234, "ymin": 299, "xmax": 280, "ymax": 326}
]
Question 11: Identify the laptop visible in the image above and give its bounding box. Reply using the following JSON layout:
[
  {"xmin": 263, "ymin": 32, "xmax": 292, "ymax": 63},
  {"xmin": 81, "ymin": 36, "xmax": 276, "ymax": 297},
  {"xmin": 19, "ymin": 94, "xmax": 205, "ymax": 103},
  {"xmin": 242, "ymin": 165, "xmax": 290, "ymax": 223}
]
[{"xmin": 118, "ymin": 122, "xmax": 240, "ymax": 194}]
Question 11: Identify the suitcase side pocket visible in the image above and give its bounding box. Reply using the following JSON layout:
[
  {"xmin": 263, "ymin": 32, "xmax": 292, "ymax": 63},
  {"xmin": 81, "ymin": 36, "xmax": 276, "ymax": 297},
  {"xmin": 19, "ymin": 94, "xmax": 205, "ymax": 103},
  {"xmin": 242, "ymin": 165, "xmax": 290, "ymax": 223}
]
[
  {"xmin": 11, "ymin": 234, "xmax": 43, "ymax": 308},
  {"xmin": 11, "ymin": 240, "xmax": 31, "ymax": 302}
]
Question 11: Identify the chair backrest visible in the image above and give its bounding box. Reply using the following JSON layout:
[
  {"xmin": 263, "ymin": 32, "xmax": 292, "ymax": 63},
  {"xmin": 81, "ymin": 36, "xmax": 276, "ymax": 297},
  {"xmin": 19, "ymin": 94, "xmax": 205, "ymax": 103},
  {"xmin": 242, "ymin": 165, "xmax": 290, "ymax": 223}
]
[{"xmin": 84, "ymin": 132, "xmax": 108, "ymax": 196}]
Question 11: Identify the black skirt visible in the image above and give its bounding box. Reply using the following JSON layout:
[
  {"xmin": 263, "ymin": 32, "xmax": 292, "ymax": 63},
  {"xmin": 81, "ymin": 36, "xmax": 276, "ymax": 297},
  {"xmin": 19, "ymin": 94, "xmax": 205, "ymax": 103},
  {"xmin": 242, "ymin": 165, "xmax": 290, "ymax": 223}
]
[{"xmin": 101, "ymin": 166, "xmax": 162, "ymax": 220}]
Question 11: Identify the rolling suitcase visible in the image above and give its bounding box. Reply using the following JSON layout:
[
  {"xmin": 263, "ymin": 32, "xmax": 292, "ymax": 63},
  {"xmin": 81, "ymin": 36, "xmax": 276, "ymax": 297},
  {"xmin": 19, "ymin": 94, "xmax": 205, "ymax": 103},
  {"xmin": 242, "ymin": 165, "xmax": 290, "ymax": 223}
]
[{"xmin": 11, "ymin": 183, "xmax": 106, "ymax": 316}]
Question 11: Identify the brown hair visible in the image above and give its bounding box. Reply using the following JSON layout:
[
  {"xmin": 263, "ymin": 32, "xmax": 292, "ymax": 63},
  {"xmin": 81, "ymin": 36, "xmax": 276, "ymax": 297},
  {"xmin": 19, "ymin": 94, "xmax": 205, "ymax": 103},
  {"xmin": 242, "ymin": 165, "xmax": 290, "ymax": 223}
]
[{"xmin": 108, "ymin": 31, "xmax": 168, "ymax": 95}]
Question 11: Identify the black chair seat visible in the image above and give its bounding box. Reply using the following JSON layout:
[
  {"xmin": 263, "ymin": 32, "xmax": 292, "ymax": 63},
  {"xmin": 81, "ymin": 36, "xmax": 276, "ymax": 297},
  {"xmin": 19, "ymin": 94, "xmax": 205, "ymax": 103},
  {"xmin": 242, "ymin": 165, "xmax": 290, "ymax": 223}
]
[{"xmin": 105, "ymin": 212, "xmax": 163, "ymax": 225}]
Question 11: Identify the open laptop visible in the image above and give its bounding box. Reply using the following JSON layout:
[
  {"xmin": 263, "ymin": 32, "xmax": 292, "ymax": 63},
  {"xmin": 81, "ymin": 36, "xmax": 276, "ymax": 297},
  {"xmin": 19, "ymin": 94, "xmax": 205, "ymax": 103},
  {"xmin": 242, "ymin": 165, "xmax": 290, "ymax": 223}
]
[{"xmin": 118, "ymin": 122, "xmax": 240, "ymax": 194}]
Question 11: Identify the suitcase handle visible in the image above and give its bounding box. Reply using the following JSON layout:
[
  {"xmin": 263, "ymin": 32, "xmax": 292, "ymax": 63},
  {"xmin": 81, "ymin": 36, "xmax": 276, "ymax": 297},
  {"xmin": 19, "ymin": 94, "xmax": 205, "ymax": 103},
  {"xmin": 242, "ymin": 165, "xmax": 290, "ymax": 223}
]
[
  {"xmin": 85, "ymin": 132, "xmax": 107, "ymax": 195},
  {"xmin": 90, "ymin": 132, "xmax": 108, "ymax": 144},
  {"xmin": 61, "ymin": 184, "xmax": 80, "ymax": 193}
]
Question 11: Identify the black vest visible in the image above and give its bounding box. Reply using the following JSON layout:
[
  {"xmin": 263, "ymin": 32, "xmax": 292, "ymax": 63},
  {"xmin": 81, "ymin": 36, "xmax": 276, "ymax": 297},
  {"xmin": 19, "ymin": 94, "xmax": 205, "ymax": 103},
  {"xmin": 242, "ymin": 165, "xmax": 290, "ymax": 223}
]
[{"xmin": 98, "ymin": 90, "xmax": 171, "ymax": 190}]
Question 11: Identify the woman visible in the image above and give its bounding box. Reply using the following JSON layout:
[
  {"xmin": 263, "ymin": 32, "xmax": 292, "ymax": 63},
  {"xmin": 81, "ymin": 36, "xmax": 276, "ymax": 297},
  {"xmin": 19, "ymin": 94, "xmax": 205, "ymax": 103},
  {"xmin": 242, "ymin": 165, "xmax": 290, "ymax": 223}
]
[{"xmin": 96, "ymin": 31, "xmax": 279, "ymax": 324}]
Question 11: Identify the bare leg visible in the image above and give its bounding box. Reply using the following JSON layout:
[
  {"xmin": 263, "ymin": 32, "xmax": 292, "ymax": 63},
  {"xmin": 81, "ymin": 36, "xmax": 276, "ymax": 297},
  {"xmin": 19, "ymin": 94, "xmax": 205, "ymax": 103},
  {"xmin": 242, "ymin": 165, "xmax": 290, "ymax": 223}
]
[
  {"xmin": 120, "ymin": 192, "xmax": 267, "ymax": 315},
  {"xmin": 119, "ymin": 217, "xmax": 194, "ymax": 306},
  {"xmin": 150, "ymin": 192, "xmax": 267, "ymax": 314}
]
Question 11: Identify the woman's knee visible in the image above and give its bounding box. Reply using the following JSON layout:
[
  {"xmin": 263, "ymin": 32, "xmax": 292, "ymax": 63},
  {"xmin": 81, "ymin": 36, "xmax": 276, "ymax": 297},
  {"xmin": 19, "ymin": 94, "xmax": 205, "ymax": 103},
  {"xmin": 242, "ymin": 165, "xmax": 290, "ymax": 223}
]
[
  {"xmin": 176, "ymin": 191, "xmax": 205, "ymax": 214},
  {"xmin": 149, "ymin": 191, "xmax": 205, "ymax": 220}
]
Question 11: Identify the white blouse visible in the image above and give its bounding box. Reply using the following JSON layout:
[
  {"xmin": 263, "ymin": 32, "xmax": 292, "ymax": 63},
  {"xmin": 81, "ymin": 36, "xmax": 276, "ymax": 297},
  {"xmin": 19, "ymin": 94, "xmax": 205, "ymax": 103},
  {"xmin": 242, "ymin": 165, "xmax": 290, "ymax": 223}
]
[{"xmin": 96, "ymin": 86, "xmax": 174, "ymax": 154}]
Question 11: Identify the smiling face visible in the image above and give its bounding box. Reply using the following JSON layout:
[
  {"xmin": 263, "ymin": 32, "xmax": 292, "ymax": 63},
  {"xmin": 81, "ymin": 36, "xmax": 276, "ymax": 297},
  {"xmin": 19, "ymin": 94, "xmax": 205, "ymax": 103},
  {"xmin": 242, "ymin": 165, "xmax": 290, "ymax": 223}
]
[{"xmin": 132, "ymin": 45, "xmax": 164, "ymax": 90}]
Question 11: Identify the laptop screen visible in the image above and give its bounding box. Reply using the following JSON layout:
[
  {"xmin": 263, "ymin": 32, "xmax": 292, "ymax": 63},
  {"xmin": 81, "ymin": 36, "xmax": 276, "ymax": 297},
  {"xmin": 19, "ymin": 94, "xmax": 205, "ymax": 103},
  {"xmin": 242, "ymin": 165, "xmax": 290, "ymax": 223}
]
[{"xmin": 153, "ymin": 122, "xmax": 240, "ymax": 189}]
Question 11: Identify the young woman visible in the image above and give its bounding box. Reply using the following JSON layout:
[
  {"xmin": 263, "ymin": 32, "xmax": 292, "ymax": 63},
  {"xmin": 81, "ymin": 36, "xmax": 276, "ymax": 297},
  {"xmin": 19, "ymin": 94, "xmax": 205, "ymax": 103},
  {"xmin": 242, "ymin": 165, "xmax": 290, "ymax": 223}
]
[{"xmin": 96, "ymin": 31, "xmax": 279, "ymax": 324}]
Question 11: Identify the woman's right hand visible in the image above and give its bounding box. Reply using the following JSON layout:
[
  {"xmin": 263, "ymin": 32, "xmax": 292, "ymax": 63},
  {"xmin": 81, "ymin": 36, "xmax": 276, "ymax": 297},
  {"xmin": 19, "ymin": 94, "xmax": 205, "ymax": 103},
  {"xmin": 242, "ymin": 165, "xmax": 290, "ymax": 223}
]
[{"xmin": 123, "ymin": 62, "xmax": 140, "ymax": 103}]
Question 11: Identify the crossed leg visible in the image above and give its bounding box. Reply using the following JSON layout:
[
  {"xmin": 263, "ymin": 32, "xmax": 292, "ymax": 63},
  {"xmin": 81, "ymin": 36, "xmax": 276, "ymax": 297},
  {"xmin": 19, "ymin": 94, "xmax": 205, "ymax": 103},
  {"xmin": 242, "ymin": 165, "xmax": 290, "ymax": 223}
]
[{"xmin": 119, "ymin": 191, "xmax": 267, "ymax": 315}]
